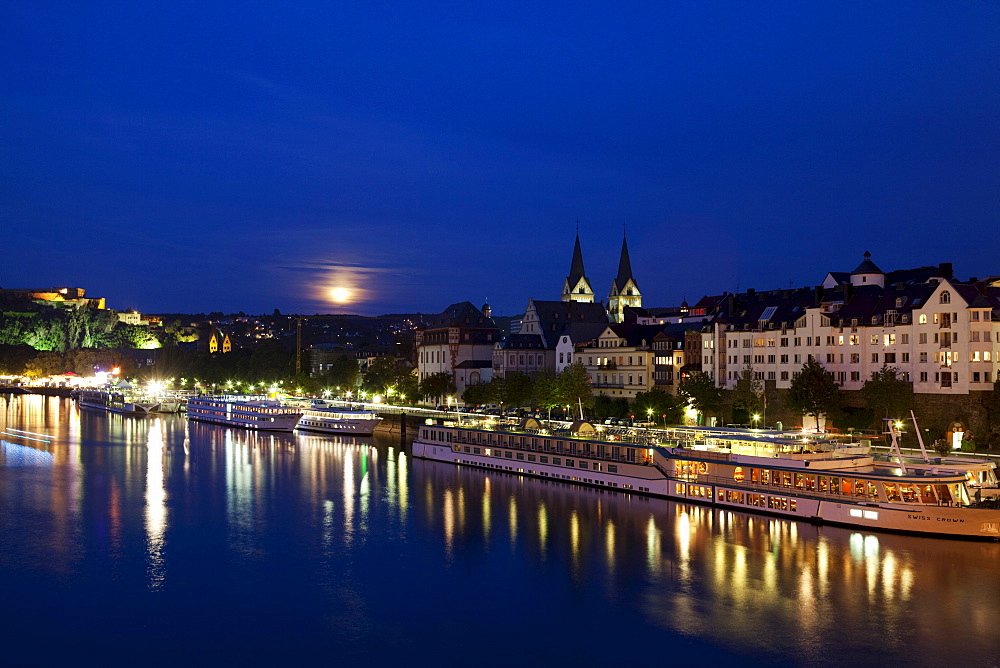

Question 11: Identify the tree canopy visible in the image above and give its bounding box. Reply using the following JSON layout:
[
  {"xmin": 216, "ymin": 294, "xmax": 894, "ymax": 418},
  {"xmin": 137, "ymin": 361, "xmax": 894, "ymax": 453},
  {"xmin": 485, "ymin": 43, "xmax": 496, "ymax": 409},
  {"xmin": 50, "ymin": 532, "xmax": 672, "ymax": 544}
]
[
  {"xmin": 861, "ymin": 365, "xmax": 914, "ymax": 428},
  {"xmin": 786, "ymin": 359, "xmax": 840, "ymax": 429},
  {"xmin": 680, "ymin": 371, "xmax": 724, "ymax": 419}
]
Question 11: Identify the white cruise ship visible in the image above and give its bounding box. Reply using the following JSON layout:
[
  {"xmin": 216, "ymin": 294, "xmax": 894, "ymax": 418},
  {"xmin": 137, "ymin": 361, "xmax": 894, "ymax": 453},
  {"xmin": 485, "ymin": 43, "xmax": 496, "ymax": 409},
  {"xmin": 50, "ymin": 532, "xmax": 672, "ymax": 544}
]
[
  {"xmin": 413, "ymin": 417, "xmax": 1000, "ymax": 540},
  {"xmin": 186, "ymin": 395, "xmax": 303, "ymax": 432},
  {"xmin": 296, "ymin": 407, "xmax": 382, "ymax": 435}
]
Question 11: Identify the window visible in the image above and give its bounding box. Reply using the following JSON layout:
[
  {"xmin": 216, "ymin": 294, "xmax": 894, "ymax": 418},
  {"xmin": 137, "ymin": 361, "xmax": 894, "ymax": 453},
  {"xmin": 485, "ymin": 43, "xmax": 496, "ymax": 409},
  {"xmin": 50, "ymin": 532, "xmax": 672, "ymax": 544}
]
[
  {"xmin": 780, "ymin": 371, "xmax": 789, "ymax": 381},
  {"xmin": 901, "ymin": 334, "xmax": 909, "ymax": 344},
  {"xmin": 920, "ymin": 372, "xmax": 928, "ymax": 382},
  {"xmin": 919, "ymin": 314, "xmax": 928, "ymax": 324},
  {"xmin": 872, "ymin": 353, "xmax": 879, "ymax": 363},
  {"xmin": 940, "ymin": 291, "xmax": 951, "ymax": 304},
  {"xmin": 919, "ymin": 333, "xmax": 927, "ymax": 344},
  {"xmin": 780, "ymin": 354, "xmax": 789, "ymax": 364},
  {"xmin": 885, "ymin": 353, "xmax": 896, "ymax": 363},
  {"xmin": 871, "ymin": 335, "xmax": 879, "ymax": 345},
  {"xmin": 902, "ymin": 353, "xmax": 909, "ymax": 362},
  {"xmin": 851, "ymin": 353, "xmax": 860, "ymax": 364},
  {"xmin": 849, "ymin": 335, "xmax": 859, "ymax": 345},
  {"xmin": 850, "ymin": 371, "xmax": 860, "ymax": 381},
  {"xmin": 884, "ymin": 334, "xmax": 896, "ymax": 346}
]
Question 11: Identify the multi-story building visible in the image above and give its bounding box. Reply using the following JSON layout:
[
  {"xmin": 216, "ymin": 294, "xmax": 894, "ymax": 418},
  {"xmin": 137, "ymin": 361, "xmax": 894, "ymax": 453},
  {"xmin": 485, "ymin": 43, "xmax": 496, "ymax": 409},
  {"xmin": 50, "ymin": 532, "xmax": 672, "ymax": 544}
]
[
  {"xmin": 577, "ymin": 324, "xmax": 663, "ymax": 399},
  {"xmin": 698, "ymin": 254, "xmax": 1000, "ymax": 397},
  {"xmin": 415, "ymin": 302, "xmax": 497, "ymax": 398}
]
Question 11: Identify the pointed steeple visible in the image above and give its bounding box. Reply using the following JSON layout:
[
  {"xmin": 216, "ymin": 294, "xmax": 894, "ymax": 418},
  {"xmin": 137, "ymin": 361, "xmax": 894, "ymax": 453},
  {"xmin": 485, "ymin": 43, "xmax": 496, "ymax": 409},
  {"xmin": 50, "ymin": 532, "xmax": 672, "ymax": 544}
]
[
  {"xmin": 568, "ymin": 232, "xmax": 587, "ymax": 288},
  {"xmin": 613, "ymin": 234, "xmax": 636, "ymax": 293},
  {"xmin": 607, "ymin": 231, "xmax": 641, "ymax": 323},
  {"xmin": 562, "ymin": 224, "xmax": 594, "ymax": 303}
]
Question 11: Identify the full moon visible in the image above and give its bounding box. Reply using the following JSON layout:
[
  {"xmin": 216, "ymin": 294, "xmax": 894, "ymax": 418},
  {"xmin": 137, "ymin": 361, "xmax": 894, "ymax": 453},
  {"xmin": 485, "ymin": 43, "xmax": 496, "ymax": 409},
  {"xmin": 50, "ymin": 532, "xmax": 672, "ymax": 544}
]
[{"xmin": 330, "ymin": 287, "xmax": 351, "ymax": 303}]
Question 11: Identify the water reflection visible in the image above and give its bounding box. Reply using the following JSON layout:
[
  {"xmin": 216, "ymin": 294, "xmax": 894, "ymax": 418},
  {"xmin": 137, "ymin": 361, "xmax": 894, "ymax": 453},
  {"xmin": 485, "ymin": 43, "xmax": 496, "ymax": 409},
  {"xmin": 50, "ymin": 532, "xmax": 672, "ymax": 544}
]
[
  {"xmin": 412, "ymin": 458, "xmax": 1000, "ymax": 663},
  {"xmin": 145, "ymin": 417, "xmax": 167, "ymax": 590},
  {"xmin": 1, "ymin": 397, "xmax": 999, "ymax": 663}
]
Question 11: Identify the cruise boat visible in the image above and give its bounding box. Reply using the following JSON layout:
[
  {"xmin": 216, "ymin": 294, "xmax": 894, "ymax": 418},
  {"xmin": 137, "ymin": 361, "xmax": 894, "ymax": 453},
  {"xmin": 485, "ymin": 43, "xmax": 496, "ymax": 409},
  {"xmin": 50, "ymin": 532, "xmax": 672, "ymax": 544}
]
[
  {"xmin": 78, "ymin": 383, "xmax": 160, "ymax": 415},
  {"xmin": 295, "ymin": 407, "xmax": 382, "ymax": 435},
  {"xmin": 186, "ymin": 395, "xmax": 303, "ymax": 432},
  {"xmin": 412, "ymin": 418, "xmax": 1000, "ymax": 540}
]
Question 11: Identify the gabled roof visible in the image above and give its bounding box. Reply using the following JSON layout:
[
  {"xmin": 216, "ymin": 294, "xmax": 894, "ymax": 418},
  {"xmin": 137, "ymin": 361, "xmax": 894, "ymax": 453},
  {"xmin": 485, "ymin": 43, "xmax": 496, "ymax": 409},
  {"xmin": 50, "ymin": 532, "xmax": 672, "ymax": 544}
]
[{"xmin": 529, "ymin": 299, "xmax": 609, "ymax": 347}]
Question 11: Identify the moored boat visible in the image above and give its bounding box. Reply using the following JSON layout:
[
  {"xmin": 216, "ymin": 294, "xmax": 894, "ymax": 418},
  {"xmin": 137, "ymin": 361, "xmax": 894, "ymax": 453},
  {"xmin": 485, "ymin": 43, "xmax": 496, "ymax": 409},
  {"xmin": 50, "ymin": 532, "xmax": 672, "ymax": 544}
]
[
  {"xmin": 186, "ymin": 395, "xmax": 302, "ymax": 432},
  {"xmin": 295, "ymin": 407, "xmax": 382, "ymax": 435},
  {"xmin": 78, "ymin": 383, "xmax": 159, "ymax": 415},
  {"xmin": 412, "ymin": 418, "xmax": 1000, "ymax": 540}
]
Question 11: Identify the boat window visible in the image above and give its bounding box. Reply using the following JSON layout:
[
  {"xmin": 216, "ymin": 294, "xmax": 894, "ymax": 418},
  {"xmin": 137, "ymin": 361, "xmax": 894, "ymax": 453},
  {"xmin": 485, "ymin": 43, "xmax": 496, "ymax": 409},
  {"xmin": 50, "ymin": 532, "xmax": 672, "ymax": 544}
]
[
  {"xmin": 818, "ymin": 476, "xmax": 828, "ymax": 493},
  {"xmin": 883, "ymin": 483, "xmax": 900, "ymax": 502},
  {"xmin": 898, "ymin": 484, "xmax": 918, "ymax": 503},
  {"xmin": 854, "ymin": 480, "xmax": 866, "ymax": 497}
]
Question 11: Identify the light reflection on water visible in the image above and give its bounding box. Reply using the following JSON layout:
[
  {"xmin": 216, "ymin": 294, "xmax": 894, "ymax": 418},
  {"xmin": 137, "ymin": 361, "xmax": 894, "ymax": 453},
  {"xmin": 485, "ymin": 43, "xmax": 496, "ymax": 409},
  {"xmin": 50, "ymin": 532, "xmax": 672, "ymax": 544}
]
[{"xmin": 1, "ymin": 395, "xmax": 999, "ymax": 663}]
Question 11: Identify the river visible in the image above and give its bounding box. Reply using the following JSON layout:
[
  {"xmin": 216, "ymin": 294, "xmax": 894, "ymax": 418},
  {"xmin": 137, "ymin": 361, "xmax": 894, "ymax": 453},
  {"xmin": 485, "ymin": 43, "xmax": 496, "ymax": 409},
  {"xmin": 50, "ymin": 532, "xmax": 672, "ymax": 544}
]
[{"xmin": 1, "ymin": 395, "xmax": 998, "ymax": 665}]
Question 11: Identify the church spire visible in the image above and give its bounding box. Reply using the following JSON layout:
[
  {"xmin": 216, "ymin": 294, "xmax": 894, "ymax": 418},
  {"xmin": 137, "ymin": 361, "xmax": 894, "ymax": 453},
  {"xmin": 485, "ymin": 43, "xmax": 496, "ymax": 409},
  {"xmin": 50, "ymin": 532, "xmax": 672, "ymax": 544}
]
[
  {"xmin": 614, "ymin": 233, "xmax": 636, "ymax": 292},
  {"xmin": 607, "ymin": 231, "xmax": 641, "ymax": 323},
  {"xmin": 561, "ymin": 223, "xmax": 594, "ymax": 303}
]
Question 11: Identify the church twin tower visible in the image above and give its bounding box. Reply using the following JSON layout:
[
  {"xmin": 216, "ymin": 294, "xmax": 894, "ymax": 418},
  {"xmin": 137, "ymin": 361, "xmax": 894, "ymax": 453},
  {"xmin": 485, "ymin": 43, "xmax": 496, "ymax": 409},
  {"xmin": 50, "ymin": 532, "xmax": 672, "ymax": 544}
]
[{"xmin": 560, "ymin": 231, "xmax": 641, "ymax": 323}]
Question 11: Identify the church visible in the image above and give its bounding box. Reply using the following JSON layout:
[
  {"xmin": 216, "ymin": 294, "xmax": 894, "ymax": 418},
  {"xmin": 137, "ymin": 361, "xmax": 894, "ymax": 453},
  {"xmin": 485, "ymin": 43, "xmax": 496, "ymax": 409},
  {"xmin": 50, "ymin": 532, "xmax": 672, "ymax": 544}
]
[{"xmin": 560, "ymin": 229, "xmax": 642, "ymax": 324}]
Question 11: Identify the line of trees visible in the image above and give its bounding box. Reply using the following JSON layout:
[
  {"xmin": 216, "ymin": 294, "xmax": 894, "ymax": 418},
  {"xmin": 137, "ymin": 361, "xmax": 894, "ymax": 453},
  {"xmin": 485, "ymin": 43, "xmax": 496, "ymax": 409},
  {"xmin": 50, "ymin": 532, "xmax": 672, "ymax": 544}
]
[{"xmin": 0, "ymin": 305, "xmax": 162, "ymax": 352}]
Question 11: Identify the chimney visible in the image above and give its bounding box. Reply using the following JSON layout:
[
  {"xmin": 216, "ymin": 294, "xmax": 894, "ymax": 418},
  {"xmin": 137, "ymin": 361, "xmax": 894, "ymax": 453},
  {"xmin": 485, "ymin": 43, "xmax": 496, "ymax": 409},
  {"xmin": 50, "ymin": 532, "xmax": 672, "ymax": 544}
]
[{"xmin": 939, "ymin": 262, "xmax": 953, "ymax": 279}]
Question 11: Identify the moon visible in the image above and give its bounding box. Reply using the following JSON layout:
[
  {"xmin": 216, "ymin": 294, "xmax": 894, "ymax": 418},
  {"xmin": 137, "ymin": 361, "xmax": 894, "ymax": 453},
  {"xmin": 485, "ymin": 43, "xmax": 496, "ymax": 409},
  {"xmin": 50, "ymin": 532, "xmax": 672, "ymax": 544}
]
[{"xmin": 330, "ymin": 287, "xmax": 351, "ymax": 303}]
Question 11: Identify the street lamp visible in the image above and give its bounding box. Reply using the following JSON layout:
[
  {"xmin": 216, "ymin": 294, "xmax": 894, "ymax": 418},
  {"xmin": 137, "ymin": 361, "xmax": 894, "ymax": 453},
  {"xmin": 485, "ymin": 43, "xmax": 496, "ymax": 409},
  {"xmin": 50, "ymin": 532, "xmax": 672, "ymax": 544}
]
[{"xmin": 752, "ymin": 413, "xmax": 761, "ymax": 429}]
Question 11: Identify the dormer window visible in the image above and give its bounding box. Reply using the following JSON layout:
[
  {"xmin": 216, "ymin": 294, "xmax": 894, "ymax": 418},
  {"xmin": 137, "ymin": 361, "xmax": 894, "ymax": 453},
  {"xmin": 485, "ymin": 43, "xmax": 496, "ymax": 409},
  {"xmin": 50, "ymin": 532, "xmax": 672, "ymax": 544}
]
[{"xmin": 895, "ymin": 298, "xmax": 904, "ymax": 308}]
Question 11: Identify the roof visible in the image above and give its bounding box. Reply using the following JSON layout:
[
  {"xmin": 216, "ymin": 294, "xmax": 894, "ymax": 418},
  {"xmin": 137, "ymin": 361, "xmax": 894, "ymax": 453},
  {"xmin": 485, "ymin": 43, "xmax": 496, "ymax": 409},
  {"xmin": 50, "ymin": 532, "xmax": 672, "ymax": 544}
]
[
  {"xmin": 851, "ymin": 251, "xmax": 884, "ymax": 275},
  {"xmin": 566, "ymin": 232, "xmax": 588, "ymax": 289},
  {"xmin": 610, "ymin": 235, "xmax": 638, "ymax": 294}
]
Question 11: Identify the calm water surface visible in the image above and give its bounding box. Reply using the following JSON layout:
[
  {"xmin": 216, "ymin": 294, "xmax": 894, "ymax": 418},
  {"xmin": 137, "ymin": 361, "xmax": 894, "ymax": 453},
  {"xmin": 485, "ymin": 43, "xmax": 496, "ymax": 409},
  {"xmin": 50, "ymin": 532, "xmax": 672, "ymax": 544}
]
[{"xmin": 1, "ymin": 395, "xmax": 999, "ymax": 666}]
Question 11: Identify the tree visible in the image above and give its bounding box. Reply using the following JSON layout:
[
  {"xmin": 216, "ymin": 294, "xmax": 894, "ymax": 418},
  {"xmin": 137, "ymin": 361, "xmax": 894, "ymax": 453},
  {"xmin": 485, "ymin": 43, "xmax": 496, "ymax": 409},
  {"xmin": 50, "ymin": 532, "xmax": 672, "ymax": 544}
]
[
  {"xmin": 680, "ymin": 371, "xmax": 724, "ymax": 422},
  {"xmin": 321, "ymin": 354, "xmax": 360, "ymax": 392},
  {"xmin": 362, "ymin": 356, "xmax": 398, "ymax": 394},
  {"xmin": 558, "ymin": 363, "xmax": 593, "ymax": 417},
  {"xmin": 419, "ymin": 372, "xmax": 455, "ymax": 404},
  {"xmin": 462, "ymin": 380, "xmax": 493, "ymax": 406},
  {"xmin": 861, "ymin": 365, "xmax": 914, "ymax": 429},
  {"xmin": 632, "ymin": 388, "xmax": 684, "ymax": 425},
  {"xmin": 731, "ymin": 364, "xmax": 763, "ymax": 421},
  {"xmin": 532, "ymin": 370, "xmax": 563, "ymax": 419},
  {"xmin": 23, "ymin": 351, "xmax": 65, "ymax": 378},
  {"xmin": 393, "ymin": 368, "xmax": 419, "ymax": 403},
  {"xmin": 499, "ymin": 371, "xmax": 533, "ymax": 409},
  {"xmin": 786, "ymin": 359, "xmax": 840, "ymax": 430}
]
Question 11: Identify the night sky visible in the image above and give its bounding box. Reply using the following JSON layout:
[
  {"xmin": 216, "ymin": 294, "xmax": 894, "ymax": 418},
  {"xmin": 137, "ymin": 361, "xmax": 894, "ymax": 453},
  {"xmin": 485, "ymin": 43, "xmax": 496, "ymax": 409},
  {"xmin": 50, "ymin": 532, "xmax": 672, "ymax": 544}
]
[{"xmin": 3, "ymin": 2, "xmax": 999, "ymax": 317}]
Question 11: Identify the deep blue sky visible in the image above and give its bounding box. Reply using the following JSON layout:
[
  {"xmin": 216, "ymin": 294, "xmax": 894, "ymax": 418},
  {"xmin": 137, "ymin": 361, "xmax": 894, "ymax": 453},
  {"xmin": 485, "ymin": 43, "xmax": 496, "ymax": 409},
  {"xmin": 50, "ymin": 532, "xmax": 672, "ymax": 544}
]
[{"xmin": 3, "ymin": 2, "xmax": 999, "ymax": 316}]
